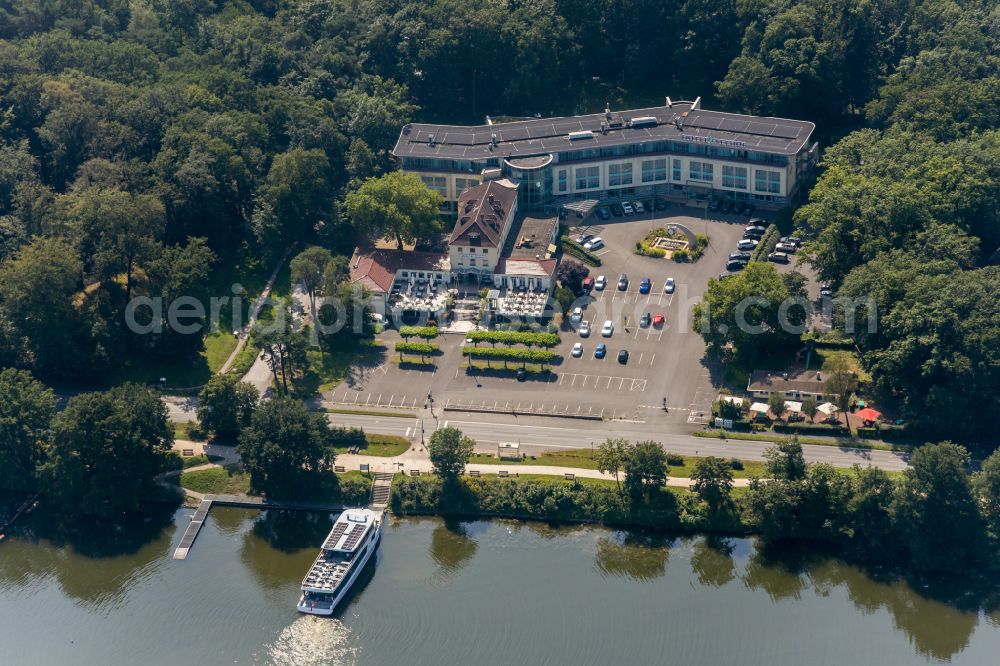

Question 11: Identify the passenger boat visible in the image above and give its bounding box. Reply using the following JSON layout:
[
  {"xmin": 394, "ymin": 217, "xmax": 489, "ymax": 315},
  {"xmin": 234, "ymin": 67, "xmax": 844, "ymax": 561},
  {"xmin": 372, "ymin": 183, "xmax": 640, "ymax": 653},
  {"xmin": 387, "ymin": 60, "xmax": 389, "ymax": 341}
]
[{"xmin": 297, "ymin": 508, "xmax": 383, "ymax": 615}]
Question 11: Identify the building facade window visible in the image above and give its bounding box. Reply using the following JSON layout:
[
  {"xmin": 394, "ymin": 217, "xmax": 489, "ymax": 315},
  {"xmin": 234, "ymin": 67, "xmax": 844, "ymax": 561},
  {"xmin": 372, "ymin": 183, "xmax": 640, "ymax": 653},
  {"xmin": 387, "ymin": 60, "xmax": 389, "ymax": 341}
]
[
  {"xmin": 420, "ymin": 175, "xmax": 448, "ymax": 196},
  {"xmin": 689, "ymin": 161, "xmax": 714, "ymax": 183},
  {"xmin": 455, "ymin": 177, "xmax": 479, "ymax": 194},
  {"xmin": 722, "ymin": 165, "xmax": 747, "ymax": 189},
  {"xmin": 608, "ymin": 162, "xmax": 633, "ymax": 187},
  {"xmin": 641, "ymin": 158, "xmax": 667, "ymax": 183},
  {"xmin": 755, "ymin": 169, "xmax": 781, "ymax": 194},
  {"xmin": 672, "ymin": 159, "xmax": 682, "ymax": 182},
  {"xmin": 575, "ymin": 166, "xmax": 600, "ymax": 190},
  {"xmin": 557, "ymin": 169, "xmax": 567, "ymax": 192}
]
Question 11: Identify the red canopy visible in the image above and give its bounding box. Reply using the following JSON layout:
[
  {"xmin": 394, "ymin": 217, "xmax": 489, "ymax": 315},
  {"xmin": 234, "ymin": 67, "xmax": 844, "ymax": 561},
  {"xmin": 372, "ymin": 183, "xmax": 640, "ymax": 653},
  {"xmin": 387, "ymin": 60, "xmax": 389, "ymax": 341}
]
[{"xmin": 855, "ymin": 407, "xmax": 882, "ymax": 421}]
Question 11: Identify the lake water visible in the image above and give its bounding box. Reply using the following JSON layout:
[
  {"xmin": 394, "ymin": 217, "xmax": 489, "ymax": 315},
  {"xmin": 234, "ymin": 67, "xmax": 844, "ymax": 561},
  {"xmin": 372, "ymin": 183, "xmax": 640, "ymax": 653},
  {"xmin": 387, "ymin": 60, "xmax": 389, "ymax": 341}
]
[{"xmin": 2, "ymin": 503, "xmax": 1000, "ymax": 665}]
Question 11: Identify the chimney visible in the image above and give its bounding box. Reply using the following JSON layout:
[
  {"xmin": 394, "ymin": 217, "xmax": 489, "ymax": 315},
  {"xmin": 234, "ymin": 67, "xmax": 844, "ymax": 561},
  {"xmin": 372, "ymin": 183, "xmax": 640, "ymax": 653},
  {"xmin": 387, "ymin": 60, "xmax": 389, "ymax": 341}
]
[
  {"xmin": 782, "ymin": 372, "xmax": 789, "ymax": 380},
  {"xmin": 666, "ymin": 96, "xmax": 673, "ymax": 108}
]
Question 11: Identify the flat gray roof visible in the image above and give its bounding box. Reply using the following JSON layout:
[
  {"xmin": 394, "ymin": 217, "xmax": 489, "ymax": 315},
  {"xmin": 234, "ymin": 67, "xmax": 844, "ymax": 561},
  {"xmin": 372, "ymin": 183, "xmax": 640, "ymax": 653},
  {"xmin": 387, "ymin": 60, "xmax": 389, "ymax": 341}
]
[{"xmin": 393, "ymin": 101, "xmax": 815, "ymax": 161}]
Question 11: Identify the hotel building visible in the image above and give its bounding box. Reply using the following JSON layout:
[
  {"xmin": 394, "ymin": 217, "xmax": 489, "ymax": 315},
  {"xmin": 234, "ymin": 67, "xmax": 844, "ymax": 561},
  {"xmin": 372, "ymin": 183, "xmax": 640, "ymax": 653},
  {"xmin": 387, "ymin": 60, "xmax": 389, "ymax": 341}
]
[{"xmin": 392, "ymin": 97, "xmax": 817, "ymax": 214}]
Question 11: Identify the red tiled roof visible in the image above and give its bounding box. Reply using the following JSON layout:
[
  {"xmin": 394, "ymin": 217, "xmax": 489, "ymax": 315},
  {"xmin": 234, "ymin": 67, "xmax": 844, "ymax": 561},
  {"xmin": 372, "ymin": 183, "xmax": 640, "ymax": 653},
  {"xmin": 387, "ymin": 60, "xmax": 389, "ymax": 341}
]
[
  {"xmin": 349, "ymin": 248, "xmax": 450, "ymax": 294},
  {"xmin": 450, "ymin": 180, "xmax": 518, "ymax": 248}
]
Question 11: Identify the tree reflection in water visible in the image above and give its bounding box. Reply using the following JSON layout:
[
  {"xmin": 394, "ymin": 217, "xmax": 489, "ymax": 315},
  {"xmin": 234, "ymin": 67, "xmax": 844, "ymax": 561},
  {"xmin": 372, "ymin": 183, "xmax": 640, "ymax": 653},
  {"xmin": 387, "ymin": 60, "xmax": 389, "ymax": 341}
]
[
  {"xmin": 594, "ymin": 532, "xmax": 673, "ymax": 582},
  {"xmin": 428, "ymin": 518, "xmax": 478, "ymax": 585},
  {"xmin": 0, "ymin": 499, "xmax": 178, "ymax": 609},
  {"xmin": 241, "ymin": 509, "xmax": 337, "ymax": 589},
  {"xmin": 690, "ymin": 536, "xmax": 736, "ymax": 588}
]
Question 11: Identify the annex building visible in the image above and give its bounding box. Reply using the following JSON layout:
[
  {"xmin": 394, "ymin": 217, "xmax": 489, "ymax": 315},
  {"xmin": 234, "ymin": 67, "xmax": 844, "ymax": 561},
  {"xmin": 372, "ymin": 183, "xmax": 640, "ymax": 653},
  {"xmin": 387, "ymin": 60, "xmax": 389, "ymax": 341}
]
[{"xmin": 392, "ymin": 97, "xmax": 818, "ymax": 214}]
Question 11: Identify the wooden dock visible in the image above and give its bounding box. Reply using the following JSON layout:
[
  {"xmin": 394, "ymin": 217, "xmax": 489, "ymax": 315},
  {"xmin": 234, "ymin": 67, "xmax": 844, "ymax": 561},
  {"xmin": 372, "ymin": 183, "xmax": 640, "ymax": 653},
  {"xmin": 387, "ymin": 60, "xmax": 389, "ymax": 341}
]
[{"xmin": 171, "ymin": 495, "xmax": 348, "ymax": 560}]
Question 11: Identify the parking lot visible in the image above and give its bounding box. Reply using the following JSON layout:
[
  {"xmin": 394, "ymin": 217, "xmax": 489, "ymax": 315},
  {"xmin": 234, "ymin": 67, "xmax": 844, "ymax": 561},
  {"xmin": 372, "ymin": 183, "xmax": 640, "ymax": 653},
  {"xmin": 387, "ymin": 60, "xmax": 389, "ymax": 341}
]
[{"xmin": 324, "ymin": 200, "xmax": 818, "ymax": 427}]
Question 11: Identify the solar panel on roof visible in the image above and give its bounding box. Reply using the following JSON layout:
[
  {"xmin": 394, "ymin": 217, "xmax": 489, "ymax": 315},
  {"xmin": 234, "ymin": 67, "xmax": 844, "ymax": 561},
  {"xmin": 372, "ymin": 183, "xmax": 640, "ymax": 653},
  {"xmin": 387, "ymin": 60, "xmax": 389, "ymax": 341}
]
[{"xmin": 322, "ymin": 522, "xmax": 348, "ymax": 549}]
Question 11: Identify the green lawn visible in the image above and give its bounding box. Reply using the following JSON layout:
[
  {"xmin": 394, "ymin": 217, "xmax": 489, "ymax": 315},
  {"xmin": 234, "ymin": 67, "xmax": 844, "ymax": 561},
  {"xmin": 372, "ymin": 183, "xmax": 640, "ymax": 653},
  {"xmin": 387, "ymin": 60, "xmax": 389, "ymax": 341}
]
[
  {"xmin": 293, "ymin": 338, "xmax": 385, "ymax": 396},
  {"xmin": 325, "ymin": 407, "xmax": 416, "ymax": 419},
  {"xmin": 470, "ymin": 448, "xmax": 768, "ymax": 478},
  {"xmin": 225, "ymin": 341, "xmax": 260, "ymax": 377},
  {"xmin": 333, "ymin": 434, "xmax": 411, "ymax": 457},
  {"xmin": 181, "ymin": 453, "xmax": 225, "ymax": 468},
  {"xmin": 180, "ymin": 465, "xmax": 251, "ymax": 495},
  {"xmin": 172, "ymin": 421, "xmax": 206, "ymax": 441},
  {"xmin": 692, "ymin": 429, "xmax": 904, "ymax": 452},
  {"xmin": 203, "ymin": 332, "xmax": 240, "ymax": 373}
]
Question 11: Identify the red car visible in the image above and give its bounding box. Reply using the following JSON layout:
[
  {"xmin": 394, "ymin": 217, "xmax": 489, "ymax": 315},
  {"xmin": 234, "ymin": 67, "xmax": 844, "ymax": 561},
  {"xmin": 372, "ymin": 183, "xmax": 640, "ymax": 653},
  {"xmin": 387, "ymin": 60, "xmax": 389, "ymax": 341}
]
[{"xmin": 652, "ymin": 314, "xmax": 665, "ymax": 327}]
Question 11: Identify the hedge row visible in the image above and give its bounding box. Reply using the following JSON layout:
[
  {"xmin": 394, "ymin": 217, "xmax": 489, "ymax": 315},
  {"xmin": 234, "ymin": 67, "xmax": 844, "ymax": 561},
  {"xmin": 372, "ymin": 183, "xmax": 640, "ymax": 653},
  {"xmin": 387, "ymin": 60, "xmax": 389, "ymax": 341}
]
[
  {"xmin": 560, "ymin": 237, "xmax": 602, "ymax": 266},
  {"xmin": 750, "ymin": 224, "xmax": 780, "ymax": 262},
  {"xmin": 466, "ymin": 330, "xmax": 560, "ymax": 348},
  {"xmin": 395, "ymin": 341, "xmax": 439, "ymax": 355},
  {"xmin": 462, "ymin": 345, "xmax": 555, "ymax": 364},
  {"xmin": 398, "ymin": 325, "xmax": 439, "ymax": 340}
]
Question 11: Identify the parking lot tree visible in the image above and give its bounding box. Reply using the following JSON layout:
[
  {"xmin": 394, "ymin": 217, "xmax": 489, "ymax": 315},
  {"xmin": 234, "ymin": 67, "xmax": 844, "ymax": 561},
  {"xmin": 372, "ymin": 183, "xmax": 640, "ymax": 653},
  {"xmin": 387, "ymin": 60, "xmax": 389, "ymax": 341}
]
[
  {"xmin": 40, "ymin": 384, "xmax": 174, "ymax": 520},
  {"xmin": 693, "ymin": 262, "xmax": 806, "ymax": 365},
  {"xmin": 197, "ymin": 374, "xmax": 259, "ymax": 442},
  {"xmin": 237, "ymin": 397, "xmax": 337, "ymax": 499},
  {"xmin": 691, "ymin": 456, "xmax": 736, "ymax": 520},
  {"xmin": 395, "ymin": 341, "xmax": 437, "ymax": 362},
  {"xmin": 428, "ymin": 426, "xmax": 475, "ymax": 486},
  {"xmin": 554, "ymin": 285, "xmax": 575, "ymax": 315},
  {"xmin": 764, "ymin": 440, "xmax": 807, "ymax": 481},
  {"xmin": 398, "ymin": 325, "xmax": 439, "ymax": 341},
  {"xmin": 623, "ymin": 441, "xmax": 669, "ymax": 499},
  {"xmin": 557, "ymin": 259, "xmax": 589, "ymax": 295},
  {"xmin": 0, "ymin": 368, "xmax": 56, "ymax": 492},
  {"xmin": 891, "ymin": 442, "xmax": 988, "ymax": 576},
  {"xmin": 596, "ymin": 437, "xmax": 630, "ymax": 492},
  {"xmin": 344, "ymin": 172, "xmax": 443, "ymax": 250}
]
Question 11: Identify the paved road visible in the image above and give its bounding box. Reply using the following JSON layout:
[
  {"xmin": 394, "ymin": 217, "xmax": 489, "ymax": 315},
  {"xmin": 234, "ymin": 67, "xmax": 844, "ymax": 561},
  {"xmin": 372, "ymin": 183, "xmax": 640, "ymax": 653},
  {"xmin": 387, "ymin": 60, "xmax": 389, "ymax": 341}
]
[{"xmin": 326, "ymin": 410, "xmax": 910, "ymax": 472}]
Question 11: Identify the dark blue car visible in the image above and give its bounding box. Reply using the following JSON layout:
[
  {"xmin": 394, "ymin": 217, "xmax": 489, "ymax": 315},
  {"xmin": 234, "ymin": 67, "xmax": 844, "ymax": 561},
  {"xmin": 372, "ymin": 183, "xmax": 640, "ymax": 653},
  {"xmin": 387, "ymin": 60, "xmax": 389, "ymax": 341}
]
[
  {"xmin": 639, "ymin": 278, "xmax": 651, "ymax": 294},
  {"xmin": 595, "ymin": 343, "xmax": 607, "ymax": 359},
  {"xmin": 595, "ymin": 207, "xmax": 611, "ymax": 220}
]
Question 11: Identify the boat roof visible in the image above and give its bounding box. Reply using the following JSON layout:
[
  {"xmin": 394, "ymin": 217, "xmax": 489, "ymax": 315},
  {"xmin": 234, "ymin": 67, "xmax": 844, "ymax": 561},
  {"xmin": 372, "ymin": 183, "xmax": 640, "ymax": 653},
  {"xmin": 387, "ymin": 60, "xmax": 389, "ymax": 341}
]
[{"xmin": 322, "ymin": 509, "xmax": 377, "ymax": 552}]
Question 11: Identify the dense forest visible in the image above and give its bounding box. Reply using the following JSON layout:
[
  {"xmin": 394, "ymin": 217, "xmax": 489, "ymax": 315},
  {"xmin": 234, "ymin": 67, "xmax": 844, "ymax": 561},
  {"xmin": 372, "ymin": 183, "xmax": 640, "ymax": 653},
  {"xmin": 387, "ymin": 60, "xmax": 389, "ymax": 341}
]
[{"xmin": 0, "ymin": 0, "xmax": 996, "ymax": 439}]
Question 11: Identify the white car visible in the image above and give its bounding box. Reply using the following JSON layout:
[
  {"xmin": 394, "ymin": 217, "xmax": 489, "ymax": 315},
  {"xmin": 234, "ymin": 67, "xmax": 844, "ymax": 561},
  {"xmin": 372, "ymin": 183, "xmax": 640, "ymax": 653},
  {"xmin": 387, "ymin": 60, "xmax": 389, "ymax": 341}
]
[
  {"xmin": 570, "ymin": 307, "xmax": 583, "ymax": 324},
  {"xmin": 571, "ymin": 342, "xmax": 584, "ymax": 357},
  {"xmin": 621, "ymin": 201, "xmax": 634, "ymax": 215},
  {"xmin": 632, "ymin": 201, "xmax": 645, "ymax": 214},
  {"xmin": 601, "ymin": 320, "xmax": 614, "ymax": 337},
  {"xmin": 574, "ymin": 234, "xmax": 593, "ymax": 245},
  {"xmin": 579, "ymin": 320, "xmax": 591, "ymax": 337},
  {"xmin": 594, "ymin": 275, "xmax": 607, "ymax": 290},
  {"xmin": 775, "ymin": 242, "xmax": 798, "ymax": 254},
  {"xmin": 583, "ymin": 237, "xmax": 604, "ymax": 251},
  {"xmin": 737, "ymin": 239, "xmax": 759, "ymax": 251},
  {"xmin": 663, "ymin": 277, "xmax": 675, "ymax": 294}
]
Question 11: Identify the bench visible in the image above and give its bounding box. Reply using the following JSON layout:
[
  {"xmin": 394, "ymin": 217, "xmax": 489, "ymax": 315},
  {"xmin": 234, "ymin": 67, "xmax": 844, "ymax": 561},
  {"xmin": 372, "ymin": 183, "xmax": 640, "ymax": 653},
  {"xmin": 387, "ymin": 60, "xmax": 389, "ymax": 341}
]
[
  {"xmin": 469, "ymin": 470, "xmax": 480, "ymax": 477},
  {"xmin": 564, "ymin": 473, "xmax": 576, "ymax": 481},
  {"xmin": 334, "ymin": 465, "xmax": 345, "ymax": 473},
  {"xmin": 181, "ymin": 449, "xmax": 194, "ymax": 457},
  {"xmin": 498, "ymin": 470, "xmax": 509, "ymax": 478},
  {"xmin": 410, "ymin": 469, "xmax": 421, "ymax": 477}
]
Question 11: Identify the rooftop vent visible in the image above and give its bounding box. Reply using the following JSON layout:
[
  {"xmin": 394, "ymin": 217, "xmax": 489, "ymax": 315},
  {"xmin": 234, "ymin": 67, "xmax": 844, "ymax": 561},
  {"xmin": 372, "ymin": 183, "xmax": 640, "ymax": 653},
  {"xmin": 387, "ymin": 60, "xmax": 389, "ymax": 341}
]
[
  {"xmin": 630, "ymin": 116, "xmax": 657, "ymax": 128},
  {"xmin": 673, "ymin": 115, "xmax": 683, "ymax": 131},
  {"xmin": 428, "ymin": 133, "xmax": 436, "ymax": 146},
  {"xmin": 568, "ymin": 130, "xmax": 594, "ymax": 141}
]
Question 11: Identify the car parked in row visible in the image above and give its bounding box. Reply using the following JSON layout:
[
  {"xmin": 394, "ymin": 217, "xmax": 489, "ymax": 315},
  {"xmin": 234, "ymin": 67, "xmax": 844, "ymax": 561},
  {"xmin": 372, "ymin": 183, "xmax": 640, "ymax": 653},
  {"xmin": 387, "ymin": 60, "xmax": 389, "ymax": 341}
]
[
  {"xmin": 767, "ymin": 252, "xmax": 789, "ymax": 264},
  {"xmin": 571, "ymin": 342, "xmax": 584, "ymax": 357},
  {"xmin": 610, "ymin": 203, "xmax": 623, "ymax": 217},
  {"xmin": 774, "ymin": 242, "xmax": 797, "ymax": 254},
  {"xmin": 780, "ymin": 236, "xmax": 802, "ymax": 247},
  {"xmin": 663, "ymin": 277, "xmax": 675, "ymax": 294},
  {"xmin": 579, "ymin": 319, "xmax": 591, "ymax": 337},
  {"xmin": 726, "ymin": 260, "xmax": 746, "ymax": 272},
  {"xmin": 595, "ymin": 275, "xmax": 607, "ymax": 291},
  {"xmin": 652, "ymin": 313, "xmax": 665, "ymax": 327},
  {"xmin": 736, "ymin": 239, "xmax": 759, "ymax": 251},
  {"xmin": 729, "ymin": 252, "xmax": 751, "ymax": 263},
  {"xmin": 583, "ymin": 237, "xmax": 604, "ymax": 251},
  {"xmin": 639, "ymin": 277, "xmax": 651, "ymax": 294},
  {"xmin": 617, "ymin": 274, "xmax": 629, "ymax": 290},
  {"xmin": 640, "ymin": 312, "xmax": 651, "ymax": 327},
  {"xmin": 570, "ymin": 307, "xmax": 583, "ymax": 324},
  {"xmin": 601, "ymin": 320, "xmax": 614, "ymax": 337},
  {"xmin": 595, "ymin": 343, "xmax": 607, "ymax": 359},
  {"xmin": 617, "ymin": 349, "xmax": 629, "ymax": 364},
  {"xmin": 621, "ymin": 201, "xmax": 634, "ymax": 215},
  {"xmin": 632, "ymin": 201, "xmax": 645, "ymax": 214},
  {"xmin": 595, "ymin": 207, "xmax": 611, "ymax": 220}
]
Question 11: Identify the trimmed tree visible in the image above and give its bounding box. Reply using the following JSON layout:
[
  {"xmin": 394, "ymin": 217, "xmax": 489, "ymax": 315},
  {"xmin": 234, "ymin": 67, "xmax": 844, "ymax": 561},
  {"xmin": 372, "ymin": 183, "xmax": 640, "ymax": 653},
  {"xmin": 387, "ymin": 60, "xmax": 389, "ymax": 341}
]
[{"xmin": 428, "ymin": 426, "xmax": 475, "ymax": 486}]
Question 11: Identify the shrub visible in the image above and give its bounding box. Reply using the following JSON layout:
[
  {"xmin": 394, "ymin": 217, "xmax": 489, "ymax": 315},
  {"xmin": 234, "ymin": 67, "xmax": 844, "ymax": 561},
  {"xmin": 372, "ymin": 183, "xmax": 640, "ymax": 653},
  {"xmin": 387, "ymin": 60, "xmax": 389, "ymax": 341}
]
[
  {"xmin": 728, "ymin": 458, "xmax": 744, "ymax": 471},
  {"xmin": 672, "ymin": 248, "xmax": 690, "ymax": 262},
  {"xmin": 398, "ymin": 325, "xmax": 439, "ymax": 340},
  {"xmin": 750, "ymin": 224, "xmax": 781, "ymax": 262},
  {"xmin": 665, "ymin": 452, "xmax": 684, "ymax": 466},
  {"xmin": 560, "ymin": 236, "xmax": 602, "ymax": 266},
  {"xmin": 466, "ymin": 330, "xmax": 560, "ymax": 348}
]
